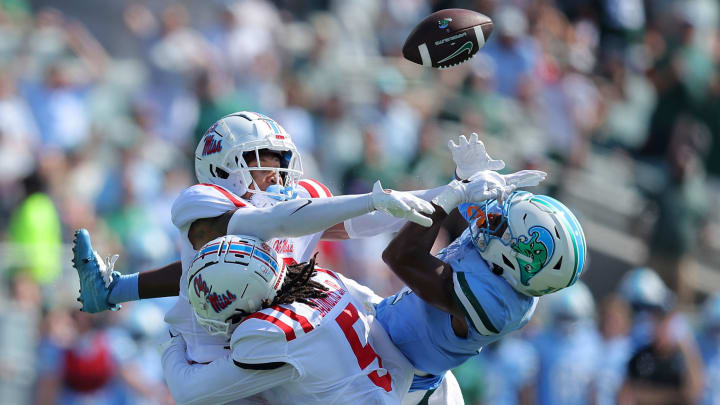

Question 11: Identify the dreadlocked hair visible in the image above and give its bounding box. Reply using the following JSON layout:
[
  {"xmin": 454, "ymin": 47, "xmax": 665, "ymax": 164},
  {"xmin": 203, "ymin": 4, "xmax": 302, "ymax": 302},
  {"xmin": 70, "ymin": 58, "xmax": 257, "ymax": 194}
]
[{"xmin": 260, "ymin": 253, "xmax": 328, "ymax": 310}]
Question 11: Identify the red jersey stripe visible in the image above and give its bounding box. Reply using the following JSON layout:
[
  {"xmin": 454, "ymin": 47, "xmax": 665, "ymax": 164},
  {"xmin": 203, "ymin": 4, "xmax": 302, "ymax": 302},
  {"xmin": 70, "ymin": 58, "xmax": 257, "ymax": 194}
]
[
  {"xmin": 298, "ymin": 180, "xmax": 320, "ymax": 198},
  {"xmin": 298, "ymin": 179, "xmax": 332, "ymax": 198},
  {"xmin": 272, "ymin": 306, "xmax": 314, "ymax": 334},
  {"xmin": 308, "ymin": 179, "xmax": 332, "ymax": 197},
  {"xmin": 243, "ymin": 313, "xmax": 296, "ymax": 341},
  {"xmin": 198, "ymin": 183, "xmax": 246, "ymax": 207},
  {"xmin": 314, "ymin": 267, "xmax": 340, "ymax": 281}
]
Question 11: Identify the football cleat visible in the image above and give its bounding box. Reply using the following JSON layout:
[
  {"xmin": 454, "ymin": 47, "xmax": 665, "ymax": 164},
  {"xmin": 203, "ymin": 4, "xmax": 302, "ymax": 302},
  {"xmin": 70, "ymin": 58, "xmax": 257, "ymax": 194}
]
[{"xmin": 72, "ymin": 229, "xmax": 121, "ymax": 313}]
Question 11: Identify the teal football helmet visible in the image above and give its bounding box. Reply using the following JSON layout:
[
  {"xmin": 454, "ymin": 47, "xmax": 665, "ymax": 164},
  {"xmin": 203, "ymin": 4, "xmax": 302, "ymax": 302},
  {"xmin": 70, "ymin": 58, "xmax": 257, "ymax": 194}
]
[{"xmin": 468, "ymin": 191, "xmax": 587, "ymax": 297}]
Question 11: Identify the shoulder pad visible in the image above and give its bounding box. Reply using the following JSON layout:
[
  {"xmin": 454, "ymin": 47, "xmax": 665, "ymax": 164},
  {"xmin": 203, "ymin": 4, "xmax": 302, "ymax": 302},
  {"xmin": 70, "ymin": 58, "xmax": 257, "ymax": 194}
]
[{"xmin": 171, "ymin": 184, "xmax": 252, "ymax": 229}]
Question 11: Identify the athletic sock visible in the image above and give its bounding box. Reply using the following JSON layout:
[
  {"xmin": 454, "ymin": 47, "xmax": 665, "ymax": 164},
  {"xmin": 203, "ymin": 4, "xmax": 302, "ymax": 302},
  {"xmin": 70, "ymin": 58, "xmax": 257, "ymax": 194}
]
[{"xmin": 108, "ymin": 273, "xmax": 140, "ymax": 304}]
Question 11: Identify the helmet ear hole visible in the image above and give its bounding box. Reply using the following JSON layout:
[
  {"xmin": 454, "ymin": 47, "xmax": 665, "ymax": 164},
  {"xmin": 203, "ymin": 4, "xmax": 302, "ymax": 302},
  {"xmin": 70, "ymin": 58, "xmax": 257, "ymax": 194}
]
[
  {"xmin": 553, "ymin": 256, "xmax": 564, "ymax": 270},
  {"xmin": 502, "ymin": 254, "xmax": 516, "ymax": 270},
  {"xmin": 215, "ymin": 167, "xmax": 230, "ymax": 179}
]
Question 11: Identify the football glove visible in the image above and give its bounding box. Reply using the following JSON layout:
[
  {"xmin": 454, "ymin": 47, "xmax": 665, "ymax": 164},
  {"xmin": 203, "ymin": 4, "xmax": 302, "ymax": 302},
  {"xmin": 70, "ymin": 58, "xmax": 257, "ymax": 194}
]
[
  {"xmin": 449, "ymin": 133, "xmax": 505, "ymax": 180},
  {"xmin": 433, "ymin": 170, "xmax": 547, "ymax": 214},
  {"xmin": 371, "ymin": 180, "xmax": 435, "ymax": 227}
]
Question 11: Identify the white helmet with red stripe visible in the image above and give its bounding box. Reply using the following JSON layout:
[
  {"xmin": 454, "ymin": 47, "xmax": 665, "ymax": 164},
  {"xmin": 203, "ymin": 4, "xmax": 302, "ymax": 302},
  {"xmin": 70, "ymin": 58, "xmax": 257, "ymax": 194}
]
[
  {"xmin": 188, "ymin": 235, "xmax": 286, "ymax": 338},
  {"xmin": 195, "ymin": 111, "xmax": 303, "ymax": 199}
]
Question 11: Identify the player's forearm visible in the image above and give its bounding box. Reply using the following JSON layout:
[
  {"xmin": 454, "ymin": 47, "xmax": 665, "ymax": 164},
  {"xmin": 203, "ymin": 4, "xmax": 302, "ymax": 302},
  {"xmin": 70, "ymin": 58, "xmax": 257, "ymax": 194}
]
[
  {"xmin": 344, "ymin": 186, "xmax": 447, "ymax": 238},
  {"xmin": 138, "ymin": 261, "xmax": 182, "ymax": 299},
  {"xmin": 162, "ymin": 339, "xmax": 293, "ymax": 404},
  {"xmin": 383, "ymin": 204, "xmax": 448, "ymax": 264},
  {"xmin": 228, "ymin": 194, "xmax": 374, "ymax": 240},
  {"xmin": 382, "ymin": 206, "xmax": 460, "ymax": 315}
]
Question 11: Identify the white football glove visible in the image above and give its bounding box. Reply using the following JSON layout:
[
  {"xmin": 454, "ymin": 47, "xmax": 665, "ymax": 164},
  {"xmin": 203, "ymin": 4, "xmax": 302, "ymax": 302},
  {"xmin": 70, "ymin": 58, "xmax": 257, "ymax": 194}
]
[
  {"xmin": 432, "ymin": 170, "xmax": 548, "ymax": 214},
  {"xmin": 449, "ymin": 133, "xmax": 505, "ymax": 180},
  {"xmin": 371, "ymin": 180, "xmax": 435, "ymax": 227}
]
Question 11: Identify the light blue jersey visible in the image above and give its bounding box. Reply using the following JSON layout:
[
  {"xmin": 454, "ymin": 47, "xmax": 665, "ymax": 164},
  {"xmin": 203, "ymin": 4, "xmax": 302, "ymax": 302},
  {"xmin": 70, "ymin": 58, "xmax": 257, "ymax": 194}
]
[
  {"xmin": 532, "ymin": 325, "xmax": 601, "ymax": 405},
  {"xmin": 376, "ymin": 230, "xmax": 538, "ymax": 376},
  {"xmin": 698, "ymin": 334, "xmax": 720, "ymax": 405},
  {"xmin": 594, "ymin": 336, "xmax": 632, "ymax": 405},
  {"xmin": 462, "ymin": 337, "xmax": 538, "ymax": 405}
]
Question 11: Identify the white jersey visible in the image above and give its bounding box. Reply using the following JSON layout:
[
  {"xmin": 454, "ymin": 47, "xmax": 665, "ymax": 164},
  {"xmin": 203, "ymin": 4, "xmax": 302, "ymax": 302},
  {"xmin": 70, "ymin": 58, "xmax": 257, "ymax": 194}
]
[
  {"xmin": 231, "ymin": 268, "xmax": 413, "ymax": 404},
  {"xmin": 166, "ymin": 179, "xmax": 333, "ymax": 363}
]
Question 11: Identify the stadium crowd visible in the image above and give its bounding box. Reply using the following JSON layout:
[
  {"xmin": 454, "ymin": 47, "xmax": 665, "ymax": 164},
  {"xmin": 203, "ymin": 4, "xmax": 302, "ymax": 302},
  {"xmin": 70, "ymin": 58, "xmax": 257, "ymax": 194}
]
[{"xmin": 1, "ymin": 0, "xmax": 720, "ymax": 403}]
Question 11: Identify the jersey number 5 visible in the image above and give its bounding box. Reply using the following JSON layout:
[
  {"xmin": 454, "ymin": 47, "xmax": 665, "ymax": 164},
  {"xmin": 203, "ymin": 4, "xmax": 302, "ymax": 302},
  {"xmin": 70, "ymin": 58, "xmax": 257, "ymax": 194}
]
[{"xmin": 335, "ymin": 303, "xmax": 393, "ymax": 392}]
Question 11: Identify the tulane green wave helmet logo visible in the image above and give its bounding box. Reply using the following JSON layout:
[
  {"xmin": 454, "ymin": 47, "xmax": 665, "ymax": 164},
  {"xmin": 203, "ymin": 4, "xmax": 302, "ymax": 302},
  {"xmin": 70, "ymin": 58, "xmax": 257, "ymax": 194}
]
[
  {"xmin": 512, "ymin": 226, "xmax": 555, "ymax": 285},
  {"xmin": 438, "ymin": 18, "xmax": 452, "ymax": 29}
]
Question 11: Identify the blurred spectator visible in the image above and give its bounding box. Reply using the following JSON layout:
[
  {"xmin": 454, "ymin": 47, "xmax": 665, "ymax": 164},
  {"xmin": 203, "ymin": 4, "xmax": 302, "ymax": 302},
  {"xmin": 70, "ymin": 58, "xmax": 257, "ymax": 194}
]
[
  {"xmin": 593, "ymin": 294, "xmax": 633, "ymax": 405},
  {"xmin": 0, "ymin": 74, "xmax": 40, "ymax": 186},
  {"xmin": 342, "ymin": 127, "xmax": 399, "ymax": 193},
  {"xmin": 34, "ymin": 310, "xmax": 170, "ymax": 405},
  {"xmin": 697, "ymin": 293, "xmax": 720, "ymax": 405},
  {"xmin": 7, "ymin": 170, "xmax": 61, "ymax": 285},
  {"xmin": 0, "ymin": 271, "xmax": 42, "ymax": 404},
  {"xmin": 191, "ymin": 69, "xmax": 254, "ymax": 154},
  {"xmin": 618, "ymin": 308, "xmax": 705, "ymax": 405},
  {"xmin": 454, "ymin": 335, "xmax": 538, "ymax": 405},
  {"xmin": 698, "ymin": 294, "xmax": 720, "ymax": 405},
  {"xmin": 532, "ymin": 281, "xmax": 600, "ymax": 405},
  {"xmin": 645, "ymin": 120, "xmax": 710, "ymax": 306},
  {"xmin": 618, "ymin": 267, "xmax": 675, "ymax": 347},
  {"xmin": 481, "ymin": 5, "xmax": 540, "ymax": 98}
]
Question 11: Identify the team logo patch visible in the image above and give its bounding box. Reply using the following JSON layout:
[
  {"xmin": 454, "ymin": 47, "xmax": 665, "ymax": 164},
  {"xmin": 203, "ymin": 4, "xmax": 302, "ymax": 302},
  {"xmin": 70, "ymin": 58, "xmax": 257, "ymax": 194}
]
[
  {"xmin": 512, "ymin": 226, "xmax": 555, "ymax": 285},
  {"xmin": 202, "ymin": 134, "xmax": 222, "ymax": 156},
  {"xmin": 438, "ymin": 18, "xmax": 452, "ymax": 29}
]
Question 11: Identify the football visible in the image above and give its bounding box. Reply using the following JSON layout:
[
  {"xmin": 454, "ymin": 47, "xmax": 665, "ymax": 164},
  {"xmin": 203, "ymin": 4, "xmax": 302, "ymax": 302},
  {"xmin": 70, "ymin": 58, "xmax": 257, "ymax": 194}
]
[{"xmin": 402, "ymin": 9, "xmax": 493, "ymax": 69}]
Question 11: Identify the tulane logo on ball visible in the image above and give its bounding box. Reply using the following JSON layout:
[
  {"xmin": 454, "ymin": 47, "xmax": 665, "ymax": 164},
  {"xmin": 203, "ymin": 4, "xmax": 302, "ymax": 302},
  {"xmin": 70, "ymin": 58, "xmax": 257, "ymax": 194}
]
[
  {"xmin": 512, "ymin": 226, "xmax": 555, "ymax": 286},
  {"xmin": 438, "ymin": 17, "xmax": 452, "ymax": 29}
]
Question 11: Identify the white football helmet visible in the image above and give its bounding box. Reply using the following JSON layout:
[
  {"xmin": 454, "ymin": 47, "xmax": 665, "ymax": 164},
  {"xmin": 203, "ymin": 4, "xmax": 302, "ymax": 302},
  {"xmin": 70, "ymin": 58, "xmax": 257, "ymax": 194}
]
[
  {"xmin": 544, "ymin": 280, "xmax": 595, "ymax": 322},
  {"xmin": 618, "ymin": 267, "xmax": 673, "ymax": 311},
  {"xmin": 467, "ymin": 191, "xmax": 587, "ymax": 297},
  {"xmin": 195, "ymin": 111, "xmax": 303, "ymax": 199},
  {"xmin": 187, "ymin": 235, "xmax": 286, "ymax": 338}
]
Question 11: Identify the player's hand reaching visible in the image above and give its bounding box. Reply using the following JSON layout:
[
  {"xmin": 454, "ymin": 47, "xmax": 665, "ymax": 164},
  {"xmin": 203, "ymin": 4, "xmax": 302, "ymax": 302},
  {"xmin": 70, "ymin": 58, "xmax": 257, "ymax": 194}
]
[
  {"xmin": 371, "ymin": 180, "xmax": 435, "ymax": 227},
  {"xmin": 433, "ymin": 170, "xmax": 547, "ymax": 214},
  {"xmin": 449, "ymin": 133, "xmax": 505, "ymax": 180}
]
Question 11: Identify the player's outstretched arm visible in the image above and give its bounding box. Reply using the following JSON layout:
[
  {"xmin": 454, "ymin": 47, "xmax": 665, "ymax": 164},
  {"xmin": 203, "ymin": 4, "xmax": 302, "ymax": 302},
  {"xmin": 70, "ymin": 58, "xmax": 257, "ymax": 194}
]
[
  {"xmin": 137, "ymin": 261, "xmax": 181, "ymax": 298},
  {"xmin": 162, "ymin": 335, "xmax": 296, "ymax": 405},
  {"xmin": 186, "ymin": 181, "xmax": 435, "ymax": 249},
  {"xmin": 329, "ymin": 185, "xmax": 449, "ymax": 240}
]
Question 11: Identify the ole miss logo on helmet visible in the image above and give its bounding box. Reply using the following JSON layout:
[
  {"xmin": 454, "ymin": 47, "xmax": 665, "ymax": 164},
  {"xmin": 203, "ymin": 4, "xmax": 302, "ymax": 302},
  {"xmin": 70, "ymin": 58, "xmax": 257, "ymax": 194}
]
[
  {"xmin": 193, "ymin": 274, "xmax": 237, "ymax": 313},
  {"xmin": 202, "ymin": 134, "xmax": 222, "ymax": 156}
]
